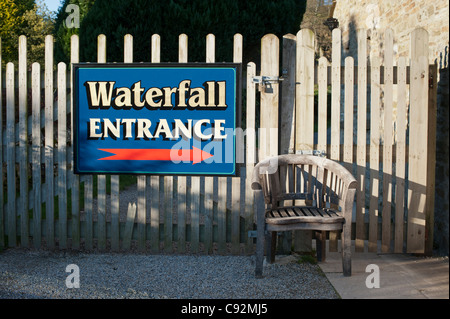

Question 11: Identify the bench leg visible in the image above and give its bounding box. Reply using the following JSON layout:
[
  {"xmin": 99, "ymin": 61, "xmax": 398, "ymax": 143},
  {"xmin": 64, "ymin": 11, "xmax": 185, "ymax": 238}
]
[
  {"xmin": 255, "ymin": 190, "xmax": 265, "ymax": 278},
  {"xmin": 266, "ymin": 231, "xmax": 276, "ymax": 263},
  {"xmin": 255, "ymin": 232, "xmax": 264, "ymax": 278},
  {"xmin": 316, "ymin": 231, "xmax": 327, "ymax": 262},
  {"xmin": 342, "ymin": 227, "xmax": 352, "ymax": 276}
]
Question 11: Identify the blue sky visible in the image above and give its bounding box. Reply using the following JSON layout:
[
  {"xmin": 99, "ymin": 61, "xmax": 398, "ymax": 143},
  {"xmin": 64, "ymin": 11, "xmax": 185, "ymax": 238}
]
[{"xmin": 43, "ymin": 0, "xmax": 63, "ymax": 13}]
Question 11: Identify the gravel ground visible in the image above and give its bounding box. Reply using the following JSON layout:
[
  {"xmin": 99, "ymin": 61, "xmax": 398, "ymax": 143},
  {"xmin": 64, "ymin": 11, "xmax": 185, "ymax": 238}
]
[{"xmin": 0, "ymin": 248, "xmax": 339, "ymax": 299}]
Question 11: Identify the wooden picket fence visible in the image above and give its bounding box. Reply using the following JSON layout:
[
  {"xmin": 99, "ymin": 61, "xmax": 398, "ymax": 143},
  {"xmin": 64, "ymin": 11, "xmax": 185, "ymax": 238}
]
[{"xmin": 0, "ymin": 27, "xmax": 436, "ymax": 255}]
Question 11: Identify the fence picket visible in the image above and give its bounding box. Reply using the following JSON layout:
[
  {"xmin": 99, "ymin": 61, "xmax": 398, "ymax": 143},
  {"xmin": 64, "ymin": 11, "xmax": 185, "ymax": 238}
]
[
  {"xmin": 217, "ymin": 176, "xmax": 227, "ymax": 254},
  {"xmin": 232, "ymin": 34, "xmax": 244, "ymax": 255},
  {"xmin": 394, "ymin": 57, "xmax": 407, "ymax": 253},
  {"xmin": 150, "ymin": 174, "xmax": 160, "ymax": 252},
  {"xmin": 6, "ymin": 62, "xmax": 16, "ymax": 247},
  {"xmin": 204, "ymin": 33, "xmax": 215, "ymax": 254},
  {"xmin": 355, "ymin": 29, "xmax": 367, "ymax": 252},
  {"xmin": 425, "ymin": 63, "xmax": 438, "ymax": 256},
  {"xmin": 18, "ymin": 36, "xmax": 29, "ymax": 247},
  {"xmin": 123, "ymin": 203, "xmax": 136, "ymax": 249},
  {"xmin": 260, "ymin": 34, "xmax": 279, "ymax": 160},
  {"xmin": 176, "ymin": 34, "xmax": 187, "ymax": 253},
  {"xmin": 85, "ymin": 175, "xmax": 93, "ymax": 250},
  {"xmin": 317, "ymin": 57, "xmax": 328, "ymax": 153},
  {"xmin": 45, "ymin": 35, "xmax": 55, "ymax": 249},
  {"xmin": 317, "ymin": 56, "xmax": 328, "ymax": 254},
  {"xmin": 185, "ymin": 33, "xmax": 199, "ymax": 254},
  {"xmin": 177, "ymin": 175, "xmax": 187, "ymax": 253},
  {"xmin": 150, "ymin": 34, "xmax": 162, "ymax": 253},
  {"xmin": 343, "ymin": 57, "xmax": 354, "ymax": 172},
  {"xmin": 382, "ymin": 28, "xmax": 394, "ymax": 253},
  {"xmin": 407, "ymin": 28, "xmax": 429, "ymax": 253},
  {"xmin": 163, "ymin": 176, "xmax": 172, "ymax": 252},
  {"xmin": 111, "ymin": 174, "xmax": 120, "ymax": 251},
  {"xmin": 58, "ymin": 63, "xmax": 68, "ymax": 249},
  {"xmin": 329, "ymin": 28, "xmax": 341, "ymax": 252},
  {"xmin": 368, "ymin": 57, "xmax": 381, "ymax": 252},
  {"xmin": 97, "ymin": 34, "xmax": 107, "ymax": 251},
  {"xmin": 341, "ymin": 57, "xmax": 354, "ymax": 254},
  {"xmin": 294, "ymin": 29, "xmax": 315, "ymax": 252},
  {"xmin": 231, "ymin": 177, "xmax": 240, "ymax": 255},
  {"xmin": 233, "ymin": 33, "xmax": 243, "ymax": 64},
  {"xmin": 70, "ymin": 35, "xmax": 81, "ymax": 250},
  {"xmin": 0, "ymin": 38, "xmax": 3, "ymax": 249},
  {"xmin": 121, "ymin": 34, "xmax": 143, "ymax": 251},
  {"xmin": 31, "ymin": 63, "xmax": 42, "ymax": 249},
  {"xmin": 191, "ymin": 175, "xmax": 200, "ymax": 253},
  {"xmin": 296, "ymin": 29, "xmax": 315, "ymax": 152}
]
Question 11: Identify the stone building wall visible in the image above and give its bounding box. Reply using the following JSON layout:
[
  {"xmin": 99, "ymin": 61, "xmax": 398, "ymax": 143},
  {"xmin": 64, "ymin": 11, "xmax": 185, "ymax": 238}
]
[
  {"xmin": 333, "ymin": 0, "xmax": 449, "ymax": 256},
  {"xmin": 334, "ymin": 0, "xmax": 448, "ymax": 62}
]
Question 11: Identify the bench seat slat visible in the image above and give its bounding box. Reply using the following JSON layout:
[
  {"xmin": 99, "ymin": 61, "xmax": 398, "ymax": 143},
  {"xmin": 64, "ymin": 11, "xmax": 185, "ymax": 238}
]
[{"xmin": 266, "ymin": 206, "xmax": 344, "ymax": 225}]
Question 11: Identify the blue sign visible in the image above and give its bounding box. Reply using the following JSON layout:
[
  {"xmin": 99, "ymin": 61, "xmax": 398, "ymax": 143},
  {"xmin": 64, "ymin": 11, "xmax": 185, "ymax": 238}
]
[{"xmin": 73, "ymin": 63, "xmax": 241, "ymax": 176}]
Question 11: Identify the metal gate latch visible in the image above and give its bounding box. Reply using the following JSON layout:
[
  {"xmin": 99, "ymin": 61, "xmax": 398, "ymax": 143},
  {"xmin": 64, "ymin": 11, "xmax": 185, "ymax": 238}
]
[
  {"xmin": 252, "ymin": 75, "xmax": 284, "ymax": 91},
  {"xmin": 295, "ymin": 150, "xmax": 327, "ymax": 157}
]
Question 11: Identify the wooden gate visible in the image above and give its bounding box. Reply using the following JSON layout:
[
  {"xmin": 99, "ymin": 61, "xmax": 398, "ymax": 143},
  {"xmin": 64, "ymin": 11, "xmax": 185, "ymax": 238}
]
[{"xmin": 0, "ymin": 27, "xmax": 436, "ymax": 255}]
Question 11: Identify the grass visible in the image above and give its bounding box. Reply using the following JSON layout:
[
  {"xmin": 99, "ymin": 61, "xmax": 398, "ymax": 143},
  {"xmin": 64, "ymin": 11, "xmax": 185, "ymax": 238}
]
[{"xmin": 296, "ymin": 250, "xmax": 318, "ymax": 265}]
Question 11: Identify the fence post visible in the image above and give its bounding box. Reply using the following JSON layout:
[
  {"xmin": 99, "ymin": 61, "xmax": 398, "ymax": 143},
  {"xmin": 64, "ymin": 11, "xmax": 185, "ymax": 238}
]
[
  {"xmin": 278, "ymin": 33, "xmax": 296, "ymax": 253},
  {"xmin": 280, "ymin": 33, "xmax": 296, "ymax": 155},
  {"xmin": 407, "ymin": 28, "xmax": 429, "ymax": 254},
  {"xmin": 245, "ymin": 61, "xmax": 257, "ymax": 255}
]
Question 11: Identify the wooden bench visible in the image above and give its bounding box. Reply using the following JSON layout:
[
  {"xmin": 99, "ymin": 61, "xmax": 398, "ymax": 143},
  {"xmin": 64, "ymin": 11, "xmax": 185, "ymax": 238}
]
[{"xmin": 251, "ymin": 154, "xmax": 357, "ymax": 278}]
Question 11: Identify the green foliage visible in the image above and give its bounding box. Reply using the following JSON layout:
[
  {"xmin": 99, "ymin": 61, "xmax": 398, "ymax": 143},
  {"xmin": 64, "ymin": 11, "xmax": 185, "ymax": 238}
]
[
  {"xmin": 0, "ymin": 0, "xmax": 36, "ymax": 63},
  {"xmin": 20, "ymin": 0, "xmax": 54, "ymax": 65},
  {"xmin": 53, "ymin": 0, "xmax": 95, "ymax": 64},
  {"xmin": 297, "ymin": 252, "xmax": 318, "ymax": 264},
  {"xmin": 78, "ymin": 0, "xmax": 306, "ymax": 63}
]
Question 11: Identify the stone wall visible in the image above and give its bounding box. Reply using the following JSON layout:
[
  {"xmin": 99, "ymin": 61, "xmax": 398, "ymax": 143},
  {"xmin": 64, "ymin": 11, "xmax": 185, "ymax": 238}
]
[
  {"xmin": 334, "ymin": 0, "xmax": 448, "ymax": 62},
  {"xmin": 333, "ymin": 0, "xmax": 449, "ymax": 256}
]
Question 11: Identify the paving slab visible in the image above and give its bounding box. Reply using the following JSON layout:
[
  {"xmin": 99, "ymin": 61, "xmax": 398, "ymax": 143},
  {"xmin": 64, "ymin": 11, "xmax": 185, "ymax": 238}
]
[{"xmin": 319, "ymin": 250, "xmax": 449, "ymax": 299}]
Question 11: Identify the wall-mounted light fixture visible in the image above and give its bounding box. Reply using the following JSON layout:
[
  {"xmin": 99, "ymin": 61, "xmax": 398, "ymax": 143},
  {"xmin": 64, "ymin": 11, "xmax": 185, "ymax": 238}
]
[{"xmin": 323, "ymin": 17, "xmax": 339, "ymax": 31}]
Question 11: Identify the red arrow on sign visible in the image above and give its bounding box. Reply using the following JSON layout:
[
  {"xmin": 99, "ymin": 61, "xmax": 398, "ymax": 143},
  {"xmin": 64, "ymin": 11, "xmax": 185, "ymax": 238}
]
[{"xmin": 97, "ymin": 147, "xmax": 213, "ymax": 164}]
